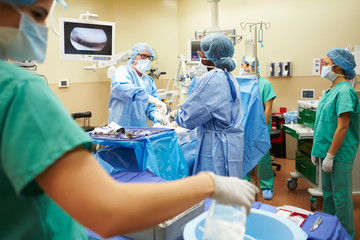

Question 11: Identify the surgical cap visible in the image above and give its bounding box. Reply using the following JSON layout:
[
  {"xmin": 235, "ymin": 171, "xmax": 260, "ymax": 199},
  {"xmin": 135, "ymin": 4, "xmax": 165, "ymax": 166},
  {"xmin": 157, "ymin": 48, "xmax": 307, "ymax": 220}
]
[
  {"xmin": 129, "ymin": 43, "xmax": 155, "ymax": 65},
  {"xmin": 201, "ymin": 33, "xmax": 236, "ymax": 72},
  {"xmin": 327, "ymin": 48, "xmax": 357, "ymax": 80},
  {"xmin": 241, "ymin": 56, "xmax": 260, "ymax": 73},
  {"xmin": 0, "ymin": 0, "xmax": 35, "ymax": 5}
]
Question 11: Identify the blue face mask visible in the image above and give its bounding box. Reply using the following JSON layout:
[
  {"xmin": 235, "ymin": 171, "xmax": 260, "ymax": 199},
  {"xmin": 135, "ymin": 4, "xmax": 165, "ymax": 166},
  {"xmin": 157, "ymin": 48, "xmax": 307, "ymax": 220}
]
[
  {"xmin": 135, "ymin": 59, "xmax": 151, "ymax": 74},
  {"xmin": 0, "ymin": 5, "xmax": 48, "ymax": 63}
]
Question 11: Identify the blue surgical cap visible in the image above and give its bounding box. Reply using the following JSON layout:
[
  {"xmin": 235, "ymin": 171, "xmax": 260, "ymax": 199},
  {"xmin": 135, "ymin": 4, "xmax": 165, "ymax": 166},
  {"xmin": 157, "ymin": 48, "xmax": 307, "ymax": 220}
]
[
  {"xmin": 0, "ymin": 0, "xmax": 35, "ymax": 5},
  {"xmin": 327, "ymin": 48, "xmax": 356, "ymax": 80},
  {"xmin": 129, "ymin": 43, "xmax": 155, "ymax": 65},
  {"xmin": 241, "ymin": 56, "xmax": 260, "ymax": 73},
  {"xmin": 201, "ymin": 33, "xmax": 236, "ymax": 72}
]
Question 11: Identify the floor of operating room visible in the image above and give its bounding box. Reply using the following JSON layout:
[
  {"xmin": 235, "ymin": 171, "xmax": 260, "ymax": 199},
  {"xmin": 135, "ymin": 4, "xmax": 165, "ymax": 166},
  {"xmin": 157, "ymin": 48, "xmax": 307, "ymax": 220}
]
[{"xmin": 261, "ymin": 157, "xmax": 360, "ymax": 240}]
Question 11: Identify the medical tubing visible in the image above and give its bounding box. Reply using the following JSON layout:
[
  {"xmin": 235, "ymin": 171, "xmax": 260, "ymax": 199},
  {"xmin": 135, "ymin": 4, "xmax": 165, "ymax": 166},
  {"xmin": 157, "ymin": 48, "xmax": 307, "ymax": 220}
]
[
  {"xmin": 49, "ymin": 0, "xmax": 59, "ymax": 36},
  {"xmin": 56, "ymin": 0, "xmax": 68, "ymax": 9}
]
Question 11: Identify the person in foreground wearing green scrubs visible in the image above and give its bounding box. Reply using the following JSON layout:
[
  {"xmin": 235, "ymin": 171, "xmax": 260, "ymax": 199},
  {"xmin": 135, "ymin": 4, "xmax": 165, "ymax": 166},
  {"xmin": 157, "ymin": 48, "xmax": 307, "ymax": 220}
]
[
  {"xmin": 0, "ymin": 0, "xmax": 259, "ymax": 239},
  {"xmin": 239, "ymin": 57, "xmax": 277, "ymax": 200},
  {"xmin": 311, "ymin": 48, "xmax": 360, "ymax": 238}
]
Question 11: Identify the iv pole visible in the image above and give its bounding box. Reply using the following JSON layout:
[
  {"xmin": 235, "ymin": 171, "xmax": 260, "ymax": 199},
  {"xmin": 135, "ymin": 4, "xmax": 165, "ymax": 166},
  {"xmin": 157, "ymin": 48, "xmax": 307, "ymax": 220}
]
[{"xmin": 240, "ymin": 21, "xmax": 270, "ymax": 200}]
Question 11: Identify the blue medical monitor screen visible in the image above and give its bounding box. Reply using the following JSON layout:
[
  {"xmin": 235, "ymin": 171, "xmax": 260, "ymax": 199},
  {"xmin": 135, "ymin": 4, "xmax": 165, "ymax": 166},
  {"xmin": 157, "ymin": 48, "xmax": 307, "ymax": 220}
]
[{"xmin": 60, "ymin": 18, "xmax": 115, "ymax": 61}]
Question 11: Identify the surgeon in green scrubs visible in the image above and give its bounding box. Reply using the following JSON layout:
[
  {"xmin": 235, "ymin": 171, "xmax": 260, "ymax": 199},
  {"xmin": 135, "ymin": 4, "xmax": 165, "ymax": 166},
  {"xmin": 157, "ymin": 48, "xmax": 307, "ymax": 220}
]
[
  {"xmin": 240, "ymin": 57, "xmax": 277, "ymax": 200},
  {"xmin": 311, "ymin": 48, "xmax": 360, "ymax": 238}
]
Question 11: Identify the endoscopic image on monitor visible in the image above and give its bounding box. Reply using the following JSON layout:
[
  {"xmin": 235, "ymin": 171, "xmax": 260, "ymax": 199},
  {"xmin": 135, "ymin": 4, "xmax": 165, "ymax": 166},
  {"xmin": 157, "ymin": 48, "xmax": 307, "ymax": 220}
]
[
  {"xmin": 63, "ymin": 21, "xmax": 113, "ymax": 56},
  {"xmin": 70, "ymin": 28, "xmax": 107, "ymax": 51}
]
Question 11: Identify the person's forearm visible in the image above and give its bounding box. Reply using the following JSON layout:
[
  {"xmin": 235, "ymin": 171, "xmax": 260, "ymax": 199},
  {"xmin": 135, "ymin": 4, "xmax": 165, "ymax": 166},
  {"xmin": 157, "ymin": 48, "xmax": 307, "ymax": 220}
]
[
  {"xmin": 36, "ymin": 149, "xmax": 215, "ymax": 238},
  {"xmin": 327, "ymin": 125, "xmax": 348, "ymax": 156},
  {"xmin": 264, "ymin": 109, "xmax": 271, "ymax": 125},
  {"xmin": 104, "ymin": 174, "xmax": 214, "ymax": 237},
  {"xmin": 112, "ymin": 84, "xmax": 147, "ymax": 102},
  {"xmin": 263, "ymin": 100, "xmax": 273, "ymax": 125}
]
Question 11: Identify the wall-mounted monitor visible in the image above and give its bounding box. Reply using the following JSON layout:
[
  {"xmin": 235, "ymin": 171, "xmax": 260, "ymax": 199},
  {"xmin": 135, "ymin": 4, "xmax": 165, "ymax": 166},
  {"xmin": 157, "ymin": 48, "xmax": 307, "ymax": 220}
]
[
  {"xmin": 187, "ymin": 39, "xmax": 201, "ymax": 64},
  {"xmin": 301, "ymin": 89, "xmax": 315, "ymax": 99},
  {"xmin": 59, "ymin": 18, "xmax": 115, "ymax": 61}
]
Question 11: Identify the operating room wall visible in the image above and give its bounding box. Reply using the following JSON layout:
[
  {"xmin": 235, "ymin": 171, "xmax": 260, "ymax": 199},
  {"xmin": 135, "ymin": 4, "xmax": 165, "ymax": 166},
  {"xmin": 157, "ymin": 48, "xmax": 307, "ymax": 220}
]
[
  {"xmin": 34, "ymin": 0, "xmax": 359, "ymax": 128},
  {"xmin": 177, "ymin": 0, "xmax": 360, "ymax": 112},
  {"xmin": 37, "ymin": 0, "xmax": 179, "ymax": 127}
]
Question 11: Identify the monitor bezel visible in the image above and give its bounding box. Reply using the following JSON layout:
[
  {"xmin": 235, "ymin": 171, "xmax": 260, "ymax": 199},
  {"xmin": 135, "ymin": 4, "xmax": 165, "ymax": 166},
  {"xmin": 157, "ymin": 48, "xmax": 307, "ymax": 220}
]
[
  {"xmin": 59, "ymin": 17, "xmax": 115, "ymax": 61},
  {"xmin": 187, "ymin": 39, "xmax": 202, "ymax": 64}
]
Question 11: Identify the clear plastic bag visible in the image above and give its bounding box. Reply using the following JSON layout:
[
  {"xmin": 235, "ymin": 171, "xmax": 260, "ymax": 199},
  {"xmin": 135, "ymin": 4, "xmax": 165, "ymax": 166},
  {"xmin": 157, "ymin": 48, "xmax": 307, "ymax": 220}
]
[{"xmin": 203, "ymin": 201, "xmax": 247, "ymax": 240}]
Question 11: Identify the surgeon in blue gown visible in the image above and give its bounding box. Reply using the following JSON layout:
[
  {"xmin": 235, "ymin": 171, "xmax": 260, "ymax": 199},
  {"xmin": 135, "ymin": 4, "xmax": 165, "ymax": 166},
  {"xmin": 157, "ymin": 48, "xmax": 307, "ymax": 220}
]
[
  {"xmin": 108, "ymin": 43, "xmax": 167, "ymax": 127},
  {"xmin": 170, "ymin": 33, "xmax": 244, "ymax": 177}
]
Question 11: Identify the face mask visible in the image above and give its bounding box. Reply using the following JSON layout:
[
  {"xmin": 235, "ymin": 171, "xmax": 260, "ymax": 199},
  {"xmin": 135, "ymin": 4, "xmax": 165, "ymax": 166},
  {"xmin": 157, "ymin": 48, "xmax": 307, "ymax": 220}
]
[
  {"xmin": 198, "ymin": 59, "xmax": 215, "ymax": 74},
  {"xmin": 196, "ymin": 61, "xmax": 208, "ymax": 76},
  {"xmin": 135, "ymin": 59, "xmax": 151, "ymax": 74},
  {"xmin": 0, "ymin": 5, "xmax": 48, "ymax": 63},
  {"xmin": 321, "ymin": 65, "xmax": 343, "ymax": 82},
  {"xmin": 239, "ymin": 67, "xmax": 253, "ymax": 76}
]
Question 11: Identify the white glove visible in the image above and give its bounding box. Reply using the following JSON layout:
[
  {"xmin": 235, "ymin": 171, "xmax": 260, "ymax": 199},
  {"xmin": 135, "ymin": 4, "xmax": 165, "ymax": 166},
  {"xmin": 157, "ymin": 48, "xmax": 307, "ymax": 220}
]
[
  {"xmin": 148, "ymin": 95, "xmax": 167, "ymax": 116},
  {"xmin": 175, "ymin": 127, "xmax": 188, "ymax": 137},
  {"xmin": 154, "ymin": 112, "xmax": 164, "ymax": 124},
  {"xmin": 153, "ymin": 122, "xmax": 162, "ymax": 128},
  {"xmin": 170, "ymin": 110, "xmax": 178, "ymax": 118},
  {"xmin": 203, "ymin": 172, "xmax": 259, "ymax": 215},
  {"xmin": 322, "ymin": 153, "xmax": 334, "ymax": 173},
  {"xmin": 164, "ymin": 115, "xmax": 172, "ymax": 125},
  {"xmin": 169, "ymin": 121, "xmax": 179, "ymax": 128},
  {"xmin": 311, "ymin": 156, "xmax": 318, "ymax": 166},
  {"xmin": 165, "ymin": 111, "xmax": 177, "ymax": 124}
]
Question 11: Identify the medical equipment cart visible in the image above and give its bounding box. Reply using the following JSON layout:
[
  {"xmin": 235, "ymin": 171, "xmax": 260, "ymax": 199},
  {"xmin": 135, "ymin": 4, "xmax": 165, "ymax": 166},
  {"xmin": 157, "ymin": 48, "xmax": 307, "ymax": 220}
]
[{"xmin": 282, "ymin": 100, "xmax": 360, "ymax": 211}]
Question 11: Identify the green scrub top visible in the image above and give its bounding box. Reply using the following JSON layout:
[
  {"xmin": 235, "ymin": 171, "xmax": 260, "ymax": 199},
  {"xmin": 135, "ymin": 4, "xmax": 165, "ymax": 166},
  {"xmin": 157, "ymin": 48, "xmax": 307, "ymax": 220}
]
[
  {"xmin": 312, "ymin": 81, "xmax": 360, "ymax": 163},
  {"xmin": 258, "ymin": 76, "xmax": 277, "ymax": 132},
  {"xmin": 0, "ymin": 61, "xmax": 93, "ymax": 239}
]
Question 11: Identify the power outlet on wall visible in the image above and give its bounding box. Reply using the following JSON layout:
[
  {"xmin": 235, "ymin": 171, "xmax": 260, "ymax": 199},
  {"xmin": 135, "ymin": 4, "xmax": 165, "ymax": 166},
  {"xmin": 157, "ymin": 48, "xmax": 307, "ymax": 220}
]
[{"xmin": 58, "ymin": 78, "xmax": 69, "ymax": 88}]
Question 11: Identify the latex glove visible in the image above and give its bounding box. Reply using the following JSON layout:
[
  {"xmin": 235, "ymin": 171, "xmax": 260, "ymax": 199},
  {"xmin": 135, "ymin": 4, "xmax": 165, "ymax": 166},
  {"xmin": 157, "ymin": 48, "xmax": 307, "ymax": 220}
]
[
  {"xmin": 322, "ymin": 153, "xmax": 334, "ymax": 173},
  {"xmin": 164, "ymin": 115, "xmax": 172, "ymax": 125},
  {"xmin": 170, "ymin": 110, "xmax": 178, "ymax": 118},
  {"xmin": 148, "ymin": 95, "xmax": 167, "ymax": 116},
  {"xmin": 165, "ymin": 111, "xmax": 177, "ymax": 123},
  {"xmin": 153, "ymin": 122, "xmax": 162, "ymax": 128},
  {"xmin": 175, "ymin": 127, "xmax": 188, "ymax": 137},
  {"xmin": 311, "ymin": 156, "xmax": 318, "ymax": 166},
  {"xmin": 169, "ymin": 121, "xmax": 179, "ymax": 128},
  {"xmin": 169, "ymin": 110, "xmax": 178, "ymax": 121},
  {"xmin": 154, "ymin": 112, "xmax": 164, "ymax": 124},
  {"xmin": 203, "ymin": 172, "xmax": 259, "ymax": 215}
]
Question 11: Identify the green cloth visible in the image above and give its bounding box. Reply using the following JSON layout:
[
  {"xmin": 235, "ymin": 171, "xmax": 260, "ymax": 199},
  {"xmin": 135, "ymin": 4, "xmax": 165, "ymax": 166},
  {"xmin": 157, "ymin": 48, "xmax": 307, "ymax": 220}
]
[
  {"xmin": 258, "ymin": 76, "xmax": 276, "ymax": 132},
  {"xmin": 312, "ymin": 81, "xmax": 360, "ymax": 163},
  {"xmin": 245, "ymin": 76, "xmax": 276, "ymax": 191},
  {"xmin": 322, "ymin": 161, "xmax": 354, "ymax": 238},
  {"xmin": 0, "ymin": 61, "xmax": 93, "ymax": 239}
]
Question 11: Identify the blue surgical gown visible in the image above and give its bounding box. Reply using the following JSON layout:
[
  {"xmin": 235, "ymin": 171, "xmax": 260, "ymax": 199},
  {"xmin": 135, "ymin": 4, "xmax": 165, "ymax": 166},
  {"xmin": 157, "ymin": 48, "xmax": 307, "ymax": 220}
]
[
  {"xmin": 108, "ymin": 65, "xmax": 160, "ymax": 127},
  {"xmin": 176, "ymin": 69, "xmax": 244, "ymax": 177},
  {"xmin": 235, "ymin": 75, "xmax": 271, "ymax": 177}
]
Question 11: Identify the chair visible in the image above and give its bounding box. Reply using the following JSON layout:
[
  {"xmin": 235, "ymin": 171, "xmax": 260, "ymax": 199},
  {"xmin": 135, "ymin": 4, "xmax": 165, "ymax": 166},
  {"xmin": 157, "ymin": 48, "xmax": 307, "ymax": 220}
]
[
  {"xmin": 71, "ymin": 111, "xmax": 95, "ymax": 132},
  {"xmin": 271, "ymin": 115, "xmax": 282, "ymax": 172}
]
